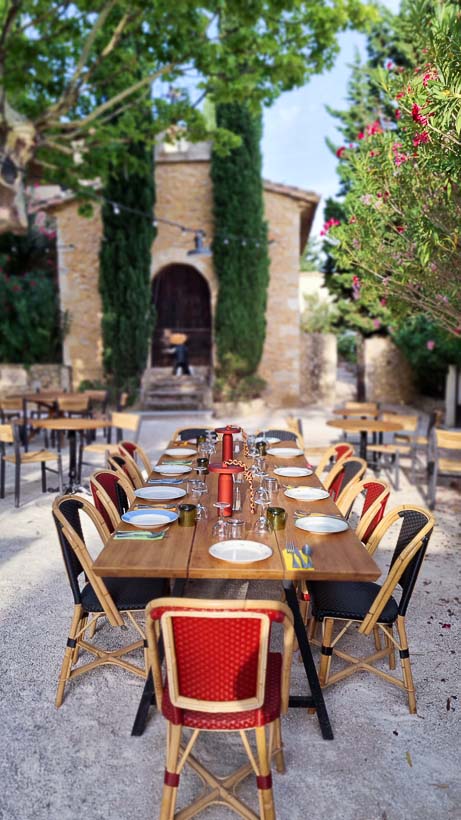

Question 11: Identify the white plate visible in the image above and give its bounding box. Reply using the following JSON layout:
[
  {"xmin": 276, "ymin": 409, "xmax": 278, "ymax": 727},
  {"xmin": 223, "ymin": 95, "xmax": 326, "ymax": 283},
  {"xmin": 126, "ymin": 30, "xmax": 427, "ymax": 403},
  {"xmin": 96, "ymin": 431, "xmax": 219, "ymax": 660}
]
[
  {"xmin": 164, "ymin": 447, "xmax": 197, "ymax": 458},
  {"xmin": 295, "ymin": 516, "xmax": 348, "ymax": 534},
  {"xmin": 121, "ymin": 509, "xmax": 178, "ymax": 528},
  {"xmin": 267, "ymin": 447, "xmax": 304, "ymax": 458},
  {"xmin": 255, "ymin": 436, "xmax": 280, "ymax": 445},
  {"xmin": 284, "ymin": 487, "xmax": 330, "ymax": 501},
  {"xmin": 153, "ymin": 464, "xmax": 191, "ymax": 475},
  {"xmin": 209, "ymin": 540, "xmax": 272, "ymax": 564},
  {"xmin": 135, "ymin": 486, "xmax": 186, "ymax": 501},
  {"xmin": 273, "ymin": 467, "xmax": 313, "ymax": 478}
]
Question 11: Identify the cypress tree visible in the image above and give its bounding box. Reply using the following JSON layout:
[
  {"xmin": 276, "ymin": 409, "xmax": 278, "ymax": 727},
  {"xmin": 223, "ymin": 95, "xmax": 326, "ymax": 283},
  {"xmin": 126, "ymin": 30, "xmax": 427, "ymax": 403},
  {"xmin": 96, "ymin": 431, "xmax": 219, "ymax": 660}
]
[
  {"xmin": 99, "ymin": 141, "xmax": 156, "ymax": 396},
  {"xmin": 211, "ymin": 103, "xmax": 269, "ymax": 378}
]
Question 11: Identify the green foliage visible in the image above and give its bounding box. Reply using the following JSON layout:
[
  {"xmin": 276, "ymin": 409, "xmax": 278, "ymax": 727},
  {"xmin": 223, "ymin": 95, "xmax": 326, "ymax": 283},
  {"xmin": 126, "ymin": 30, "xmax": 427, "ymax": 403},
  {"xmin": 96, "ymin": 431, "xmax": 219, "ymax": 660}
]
[
  {"xmin": 0, "ymin": 217, "xmax": 63, "ymax": 363},
  {"xmin": 337, "ymin": 330, "xmax": 358, "ymax": 363},
  {"xmin": 301, "ymin": 293, "xmax": 339, "ymax": 333},
  {"xmin": 393, "ymin": 315, "xmax": 461, "ymax": 397},
  {"xmin": 99, "ymin": 140, "xmax": 155, "ymax": 395},
  {"xmin": 326, "ymin": 0, "xmax": 461, "ymax": 335},
  {"xmin": 0, "ymin": 0, "xmax": 378, "ymax": 228},
  {"xmin": 213, "ymin": 354, "xmax": 266, "ymax": 402},
  {"xmin": 211, "ymin": 103, "xmax": 269, "ymax": 376}
]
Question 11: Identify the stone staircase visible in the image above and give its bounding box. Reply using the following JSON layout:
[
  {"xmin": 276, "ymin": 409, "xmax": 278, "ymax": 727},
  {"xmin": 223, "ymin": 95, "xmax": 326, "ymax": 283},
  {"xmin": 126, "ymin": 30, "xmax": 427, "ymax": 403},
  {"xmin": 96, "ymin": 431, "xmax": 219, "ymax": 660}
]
[{"xmin": 141, "ymin": 367, "xmax": 212, "ymax": 411}]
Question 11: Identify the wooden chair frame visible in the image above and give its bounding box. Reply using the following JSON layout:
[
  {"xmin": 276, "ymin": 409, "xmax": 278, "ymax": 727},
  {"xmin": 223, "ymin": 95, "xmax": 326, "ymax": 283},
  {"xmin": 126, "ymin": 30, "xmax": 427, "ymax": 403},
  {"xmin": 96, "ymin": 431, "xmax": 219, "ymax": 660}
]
[
  {"xmin": 53, "ymin": 495, "xmax": 148, "ymax": 707},
  {"xmin": 314, "ymin": 442, "xmax": 354, "ymax": 478},
  {"xmin": 308, "ymin": 505, "xmax": 434, "ymax": 713},
  {"xmin": 145, "ymin": 597, "xmax": 295, "ymax": 820},
  {"xmin": 119, "ymin": 440, "xmax": 152, "ymax": 477},
  {"xmin": 107, "ymin": 452, "xmax": 143, "ymax": 489},
  {"xmin": 90, "ymin": 469, "xmax": 135, "ymax": 532},
  {"xmin": 323, "ymin": 456, "xmax": 367, "ymax": 501},
  {"xmin": 78, "ymin": 411, "xmax": 141, "ymax": 480},
  {"xmin": 0, "ymin": 422, "xmax": 63, "ymax": 507},
  {"xmin": 336, "ymin": 478, "xmax": 390, "ymax": 546},
  {"xmin": 427, "ymin": 428, "xmax": 461, "ymax": 509}
]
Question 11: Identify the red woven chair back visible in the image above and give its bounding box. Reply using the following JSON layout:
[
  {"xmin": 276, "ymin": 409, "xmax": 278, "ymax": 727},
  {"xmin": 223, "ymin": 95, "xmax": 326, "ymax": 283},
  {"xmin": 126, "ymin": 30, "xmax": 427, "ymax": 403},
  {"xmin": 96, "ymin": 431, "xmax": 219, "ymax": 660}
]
[
  {"xmin": 90, "ymin": 471, "xmax": 126, "ymax": 532},
  {"xmin": 360, "ymin": 480, "xmax": 390, "ymax": 543},
  {"xmin": 335, "ymin": 443, "xmax": 354, "ymax": 462},
  {"xmin": 150, "ymin": 604, "xmax": 284, "ymax": 709}
]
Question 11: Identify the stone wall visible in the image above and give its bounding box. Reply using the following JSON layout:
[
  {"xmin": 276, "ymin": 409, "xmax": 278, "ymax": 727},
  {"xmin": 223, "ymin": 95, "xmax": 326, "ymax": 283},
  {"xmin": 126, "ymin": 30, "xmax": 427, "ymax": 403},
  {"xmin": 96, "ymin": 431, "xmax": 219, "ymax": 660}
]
[
  {"xmin": 300, "ymin": 333, "xmax": 337, "ymax": 406},
  {"xmin": 364, "ymin": 337, "xmax": 416, "ymax": 403},
  {"xmin": 0, "ymin": 364, "xmax": 71, "ymax": 395},
  {"xmin": 56, "ymin": 201, "xmax": 104, "ymax": 387}
]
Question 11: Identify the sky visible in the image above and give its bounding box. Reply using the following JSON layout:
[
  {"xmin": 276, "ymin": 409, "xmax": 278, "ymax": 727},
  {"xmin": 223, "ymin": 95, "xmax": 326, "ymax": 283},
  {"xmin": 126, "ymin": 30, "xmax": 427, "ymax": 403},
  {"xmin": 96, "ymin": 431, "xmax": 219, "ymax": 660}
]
[{"xmin": 262, "ymin": 0, "xmax": 401, "ymax": 239}]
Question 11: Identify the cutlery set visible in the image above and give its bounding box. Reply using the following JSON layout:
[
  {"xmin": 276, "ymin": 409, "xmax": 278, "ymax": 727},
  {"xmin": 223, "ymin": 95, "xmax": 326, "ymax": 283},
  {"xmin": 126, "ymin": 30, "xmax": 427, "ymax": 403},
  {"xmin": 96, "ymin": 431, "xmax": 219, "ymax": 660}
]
[
  {"xmin": 114, "ymin": 530, "xmax": 167, "ymax": 540},
  {"xmin": 286, "ymin": 540, "xmax": 313, "ymax": 569}
]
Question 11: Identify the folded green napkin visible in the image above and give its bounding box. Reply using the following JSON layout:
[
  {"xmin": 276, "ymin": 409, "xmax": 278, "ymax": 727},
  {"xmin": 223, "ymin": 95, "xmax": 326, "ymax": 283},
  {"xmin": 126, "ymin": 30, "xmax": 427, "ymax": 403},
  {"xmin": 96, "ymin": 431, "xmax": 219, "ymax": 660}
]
[{"xmin": 114, "ymin": 530, "xmax": 166, "ymax": 540}]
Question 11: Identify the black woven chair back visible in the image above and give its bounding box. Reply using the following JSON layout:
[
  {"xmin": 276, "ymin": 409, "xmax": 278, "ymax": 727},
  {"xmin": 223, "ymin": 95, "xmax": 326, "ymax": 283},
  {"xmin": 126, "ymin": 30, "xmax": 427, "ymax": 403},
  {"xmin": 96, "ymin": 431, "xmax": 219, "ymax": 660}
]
[
  {"xmin": 176, "ymin": 427, "xmax": 213, "ymax": 441},
  {"xmin": 341, "ymin": 459, "xmax": 364, "ymax": 487},
  {"xmin": 257, "ymin": 429, "xmax": 298, "ymax": 442},
  {"xmin": 53, "ymin": 497, "xmax": 86, "ymax": 605},
  {"xmin": 390, "ymin": 509, "xmax": 433, "ymax": 615}
]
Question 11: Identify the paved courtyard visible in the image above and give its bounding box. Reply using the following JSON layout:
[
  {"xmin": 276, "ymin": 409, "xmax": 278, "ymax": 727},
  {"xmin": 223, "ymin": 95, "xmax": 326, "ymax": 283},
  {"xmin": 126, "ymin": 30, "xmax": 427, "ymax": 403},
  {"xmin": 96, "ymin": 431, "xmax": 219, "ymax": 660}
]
[{"xmin": 1, "ymin": 407, "xmax": 460, "ymax": 820}]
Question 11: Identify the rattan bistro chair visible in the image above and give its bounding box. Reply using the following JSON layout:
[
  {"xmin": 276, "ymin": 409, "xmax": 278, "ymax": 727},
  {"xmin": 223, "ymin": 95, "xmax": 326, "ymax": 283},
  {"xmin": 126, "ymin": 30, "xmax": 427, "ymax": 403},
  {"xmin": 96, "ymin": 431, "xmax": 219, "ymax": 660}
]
[
  {"xmin": 146, "ymin": 597, "xmax": 295, "ymax": 820},
  {"xmin": 313, "ymin": 442, "xmax": 354, "ymax": 479},
  {"xmin": 53, "ymin": 495, "xmax": 166, "ymax": 707},
  {"xmin": 90, "ymin": 469, "xmax": 135, "ymax": 533},
  {"xmin": 0, "ymin": 422, "xmax": 62, "ymax": 507},
  {"xmin": 78, "ymin": 411, "xmax": 141, "ymax": 479},
  {"xmin": 336, "ymin": 478, "xmax": 390, "ymax": 547},
  {"xmin": 119, "ymin": 440, "xmax": 152, "ymax": 479},
  {"xmin": 307, "ymin": 505, "xmax": 434, "ymax": 713},
  {"xmin": 172, "ymin": 427, "xmax": 215, "ymax": 443},
  {"xmin": 323, "ymin": 456, "xmax": 367, "ymax": 503},
  {"xmin": 256, "ymin": 428, "xmax": 298, "ymax": 443}
]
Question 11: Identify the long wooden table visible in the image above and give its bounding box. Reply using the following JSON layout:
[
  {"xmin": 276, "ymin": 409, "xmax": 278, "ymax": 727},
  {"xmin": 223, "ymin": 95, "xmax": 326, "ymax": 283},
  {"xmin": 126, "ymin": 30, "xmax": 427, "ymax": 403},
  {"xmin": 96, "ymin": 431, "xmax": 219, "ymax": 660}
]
[{"xmin": 93, "ymin": 439, "xmax": 380, "ymax": 740}]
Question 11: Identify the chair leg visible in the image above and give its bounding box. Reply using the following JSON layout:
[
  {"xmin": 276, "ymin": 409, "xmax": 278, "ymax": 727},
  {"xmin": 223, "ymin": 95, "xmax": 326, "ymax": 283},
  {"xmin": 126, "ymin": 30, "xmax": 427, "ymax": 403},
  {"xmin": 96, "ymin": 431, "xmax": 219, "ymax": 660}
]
[
  {"xmin": 160, "ymin": 722, "xmax": 182, "ymax": 820},
  {"xmin": 41, "ymin": 460, "xmax": 47, "ymax": 492},
  {"xmin": 384, "ymin": 625, "xmax": 396, "ymax": 670},
  {"xmin": 55, "ymin": 605, "xmax": 84, "ymax": 707},
  {"xmin": 373, "ymin": 626, "xmax": 381, "ymax": 651},
  {"xmin": 271, "ymin": 719, "xmax": 285, "ymax": 774},
  {"xmin": 14, "ymin": 458, "xmax": 20, "ymax": 507},
  {"xmin": 319, "ymin": 618, "xmax": 334, "ymax": 686},
  {"xmin": 396, "ymin": 615, "xmax": 416, "ymax": 714},
  {"xmin": 394, "ymin": 451, "xmax": 400, "ymax": 491},
  {"xmin": 255, "ymin": 726, "xmax": 276, "ymax": 820},
  {"xmin": 0, "ymin": 454, "xmax": 5, "ymax": 498}
]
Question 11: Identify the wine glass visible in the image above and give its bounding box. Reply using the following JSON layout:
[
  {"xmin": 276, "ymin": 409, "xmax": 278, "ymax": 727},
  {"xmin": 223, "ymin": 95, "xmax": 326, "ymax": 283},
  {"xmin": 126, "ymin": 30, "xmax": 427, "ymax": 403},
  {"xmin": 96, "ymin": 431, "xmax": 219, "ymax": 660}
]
[
  {"xmin": 253, "ymin": 487, "xmax": 270, "ymax": 533},
  {"xmin": 246, "ymin": 434, "xmax": 257, "ymax": 457},
  {"xmin": 190, "ymin": 478, "xmax": 208, "ymax": 519},
  {"xmin": 212, "ymin": 501, "xmax": 231, "ymax": 538}
]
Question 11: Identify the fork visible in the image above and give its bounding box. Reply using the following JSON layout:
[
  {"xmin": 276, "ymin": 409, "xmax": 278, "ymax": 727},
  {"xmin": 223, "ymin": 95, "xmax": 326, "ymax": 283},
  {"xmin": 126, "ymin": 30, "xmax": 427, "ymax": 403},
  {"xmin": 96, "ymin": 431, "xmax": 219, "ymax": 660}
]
[
  {"xmin": 293, "ymin": 509, "xmax": 344, "ymax": 520},
  {"xmin": 286, "ymin": 540, "xmax": 306, "ymax": 568}
]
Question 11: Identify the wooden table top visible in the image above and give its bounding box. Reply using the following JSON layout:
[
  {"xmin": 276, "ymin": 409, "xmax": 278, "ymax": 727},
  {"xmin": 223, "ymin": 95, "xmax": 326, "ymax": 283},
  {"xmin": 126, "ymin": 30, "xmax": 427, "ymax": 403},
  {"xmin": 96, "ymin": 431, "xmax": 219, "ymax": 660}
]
[
  {"xmin": 93, "ymin": 439, "xmax": 380, "ymax": 584},
  {"xmin": 326, "ymin": 418, "xmax": 403, "ymax": 434},
  {"xmin": 28, "ymin": 417, "xmax": 110, "ymax": 431},
  {"xmin": 17, "ymin": 391, "xmax": 82, "ymax": 403}
]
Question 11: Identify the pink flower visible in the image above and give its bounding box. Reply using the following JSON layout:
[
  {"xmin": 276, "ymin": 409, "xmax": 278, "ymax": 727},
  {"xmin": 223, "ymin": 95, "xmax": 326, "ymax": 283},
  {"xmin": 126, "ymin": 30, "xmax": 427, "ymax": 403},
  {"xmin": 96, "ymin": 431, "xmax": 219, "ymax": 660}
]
[
  {"xmin": 361, "ymin": 194, "xmax": 373, "ymax": 205},
  {"xmin": 366, "ymin": 120, "xmax": 382, "ymax": 136},
  {"xmin": 349, "ymin": 215, "xmax": 357, "ymax": 224},
  {"xmin": 426, "ymin": 340, "xmax": 436, "ymax": 350},
  {"xmin": 320, "ymin": 217, "xmax": 340, "ymax": 236},
  {"xmin": 373, "ymin": 318, "xmax": 381, "ymax": 329},
  {"xmin": 380, "ymin": 297, "xmax": 387, "ymax": 307},
  {"xmin": 336, "ymin": 146, "xmax": 346, "ymax": 158},
  {"xmin": 396, "ymin": 226, "xmax": 406, "ymax": 234},
  {"xmin": 413, "ymin": 131, "xmax": 429, "ymax": 146},
  {"xmin": 395, "ymin": 109, "xmax": 401, "ymax": 119},
  {"xmin": 412, "ymin": 103, "xmax": 428, "ymax": 126},
  {"xmin": 357, "ymin": 131, "xmax": 365, "ymax": 140},
  {"xmin": 395, "ymin": 91, "xmax": 406, "ymax": 100},
  {"xmin": 386, "ymin": 61, "xmax": 393, "ymax": 70}
]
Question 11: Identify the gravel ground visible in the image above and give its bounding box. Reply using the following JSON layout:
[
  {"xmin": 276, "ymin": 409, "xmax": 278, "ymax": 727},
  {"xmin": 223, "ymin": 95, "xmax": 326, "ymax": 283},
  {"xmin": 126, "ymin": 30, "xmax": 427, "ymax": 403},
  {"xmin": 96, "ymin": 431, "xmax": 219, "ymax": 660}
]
[{"xmin": 0, "ymin": 407, "xmax": 460, "ymax": 820}]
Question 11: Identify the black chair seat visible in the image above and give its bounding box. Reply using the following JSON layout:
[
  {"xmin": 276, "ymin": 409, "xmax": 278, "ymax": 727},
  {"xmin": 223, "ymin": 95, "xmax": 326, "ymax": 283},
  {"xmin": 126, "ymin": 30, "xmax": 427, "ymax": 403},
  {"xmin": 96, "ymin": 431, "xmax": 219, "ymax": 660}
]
[
  {"xmin": 81, "ymin": 577, "xmax": 166, "ymax": 612},
  {"xmin": 308, "ymin": 581, "xmax": 398, "ymax": 624}
]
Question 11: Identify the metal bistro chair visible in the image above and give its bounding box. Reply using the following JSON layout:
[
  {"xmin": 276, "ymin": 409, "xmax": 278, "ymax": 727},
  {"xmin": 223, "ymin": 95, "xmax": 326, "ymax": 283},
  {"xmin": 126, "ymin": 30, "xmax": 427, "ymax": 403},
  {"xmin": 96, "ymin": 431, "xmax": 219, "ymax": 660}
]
[
  {"xmin": 145, "ymin": 597, "xmax": 295, "ymax": 820},
  {"xmin": 427, "ymin": 428, "xmax": 461, "ymax": 509},
  {"xmin": 53, "ymin": 495, "xmax": 166, "ymax": 707},
  {"xmin": 367, "ymin": 412, "xmax": 419, "ymax": 490},
  {"xmin": 307, "ymin": 505, "xmax": 435, "ymax": 713},
  {"xmin": 0, "ymin": 422, "xmax": 63, "ymax": 507}
]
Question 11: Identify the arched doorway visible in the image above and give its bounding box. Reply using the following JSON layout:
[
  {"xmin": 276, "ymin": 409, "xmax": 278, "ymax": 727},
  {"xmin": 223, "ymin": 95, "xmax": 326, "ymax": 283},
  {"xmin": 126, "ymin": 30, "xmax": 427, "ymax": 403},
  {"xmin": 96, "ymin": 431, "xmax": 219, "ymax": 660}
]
[{"xmin": 151, "ymin": 264, "xmax": 212, "ymax": 367}]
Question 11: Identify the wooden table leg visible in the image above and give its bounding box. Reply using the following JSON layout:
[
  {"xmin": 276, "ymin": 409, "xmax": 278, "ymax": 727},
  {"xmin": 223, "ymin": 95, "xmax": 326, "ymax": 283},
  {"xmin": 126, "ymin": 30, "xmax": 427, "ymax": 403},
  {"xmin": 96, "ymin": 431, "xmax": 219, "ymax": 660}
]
[
  {"xmin": 131, "ymin": 578, "xmax": 187, "ymax": 737},
  {"xmin": 283, "ymin": 580, "xmax": 334, "ymax": 740}
]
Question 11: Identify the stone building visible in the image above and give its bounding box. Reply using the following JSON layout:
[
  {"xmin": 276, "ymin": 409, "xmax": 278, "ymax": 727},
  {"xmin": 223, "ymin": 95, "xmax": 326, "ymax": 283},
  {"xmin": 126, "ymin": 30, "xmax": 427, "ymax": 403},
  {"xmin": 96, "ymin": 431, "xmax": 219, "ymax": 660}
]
[{"xmin": 45, "ymin": 141, "xmax": 319, "ymax": 408}]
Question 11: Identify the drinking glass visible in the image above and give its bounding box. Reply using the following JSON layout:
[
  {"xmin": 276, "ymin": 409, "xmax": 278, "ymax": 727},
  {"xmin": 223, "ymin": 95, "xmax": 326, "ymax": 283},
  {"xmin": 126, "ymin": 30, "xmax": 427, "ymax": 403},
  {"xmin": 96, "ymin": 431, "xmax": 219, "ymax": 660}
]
[
  {"xmin": 212, "ymin": 501, "xmax": 231, "ymax": 538},
  {"xmin": 253, "ymin": 487, "xmax": 270, "ymax": 533},
  {"xmin": 262, "ymin": 475, "xmax": 279, "ymax": 501},
  {"xmin": 190, "ymin": 478, "xmax": 208, "ymax": 519},
  {"xmin": 246, "ymin": 434, "xmax": 257, "ymax": 457}
]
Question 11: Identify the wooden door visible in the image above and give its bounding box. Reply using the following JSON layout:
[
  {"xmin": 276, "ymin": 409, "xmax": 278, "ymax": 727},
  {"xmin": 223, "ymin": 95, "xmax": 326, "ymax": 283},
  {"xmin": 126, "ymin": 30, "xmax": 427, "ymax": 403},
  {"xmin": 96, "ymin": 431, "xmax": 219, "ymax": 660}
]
[{"xmin": 151, "ymin": 264, "xmax": 211, "ymax": 366}]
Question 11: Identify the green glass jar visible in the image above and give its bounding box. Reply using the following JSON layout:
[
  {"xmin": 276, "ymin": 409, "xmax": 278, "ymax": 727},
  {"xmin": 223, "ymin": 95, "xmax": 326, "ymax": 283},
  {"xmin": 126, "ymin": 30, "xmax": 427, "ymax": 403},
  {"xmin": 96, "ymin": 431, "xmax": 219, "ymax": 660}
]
[
  {"xmin": 266, "ymin": 506, "xmax": 286, "ymax": 531},
  {"xmin": 178, "ymin": 503, "xmax": 197, "ymax": 527}
]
